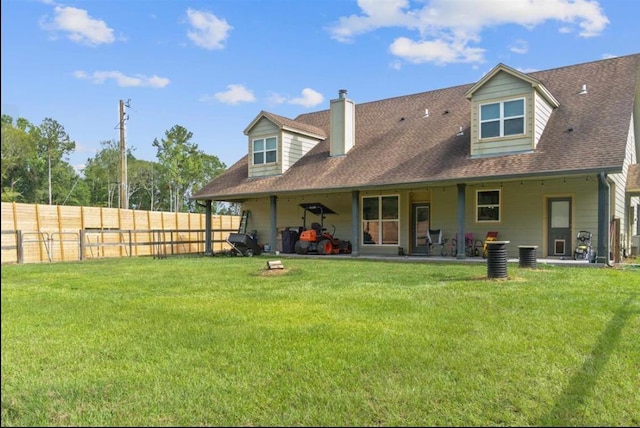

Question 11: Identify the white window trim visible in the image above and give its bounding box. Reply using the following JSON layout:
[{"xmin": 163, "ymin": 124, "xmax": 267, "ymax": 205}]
[
  {"xmin": 475, "ymin": 189, "xmax": 501, "ymax": 223},
  {"xmin": 361, "ymin": 194, "xmax": 400, "ymax": 246},
  {"xmin": 479, "ymin": 97, "xmax": 525, "ymax": 140},
  {"xmin": 252, "ymin": 136, "xmax": 278, "ymax": 165}
]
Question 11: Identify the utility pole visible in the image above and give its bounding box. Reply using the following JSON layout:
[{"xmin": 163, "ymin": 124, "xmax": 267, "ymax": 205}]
[{"xmin": 119, "ymin": 99, "xmax": 130, "ymax": 209}]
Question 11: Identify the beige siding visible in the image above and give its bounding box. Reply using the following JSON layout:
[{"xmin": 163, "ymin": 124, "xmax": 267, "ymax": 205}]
[
  {"xmin": 472, "ymin": 72, "xmax": 530, "ymax": 101},
  {"xmin": 240, "ymin": 198, "xmax": 271, "ymax": 245},
  {"xmin": 282, "ymin": 131, "xmax": 321, "ymax": 171},
  {"xmin": 610, "ymin": 116, "xmax": 639, "ymax": 249},
  {"xmin": 423, "ymin": 179, "xmax": 598, "ymax": 258},
  {"xmin": 247, "ymin": 118, "xmax": 281, "ymax": 177},
  {"xmin": 473, "ymin": 136, "xmax": 531, "ymax": 155},
  {"xmin": 470, "ymin": 71, "xmax": 535, "ymax": 157},
  {"xmin": 533, "ymin": 91, "xmax": 554, "ymax": 148},
  {"xmin": 428, "ymin": 187, "xmax": 457, "ymax": 235},
  {"xmin": 610, "ymin": 116, "xmax": 634, "ymax": 220},
  {"xmin": 500, "ymin": 179, "xmax": 597, "ymax": 258},
  {"xmin": 242, "ymin": 193, "xmax": 354, "ymax": 252},
  {"xmin": 390, "ymin": 181, "xmax": 597, "ymax": 258},
  {"xmin": 240, "ymin": 178, "xmax": 605, "ymax": 259},
  {"xmin": 636, "ymin": 82, "xmax": 640, "ymax": 160},
  {"xmin": 330, "ymin": 96, "xmax": 355, "ymax": 156}
]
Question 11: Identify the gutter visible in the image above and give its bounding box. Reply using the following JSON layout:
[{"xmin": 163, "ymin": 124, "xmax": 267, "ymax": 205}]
[{"xmin": 191, "ymin": 167, "xmax": 624, "ymax": 202}]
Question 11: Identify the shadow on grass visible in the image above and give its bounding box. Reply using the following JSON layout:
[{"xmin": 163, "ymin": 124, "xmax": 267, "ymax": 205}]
[{"xmin": 537, "ymin": 295, "xmax": 638, "ymax": 426}]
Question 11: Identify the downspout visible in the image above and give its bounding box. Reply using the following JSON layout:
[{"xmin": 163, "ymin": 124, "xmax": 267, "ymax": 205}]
[{"xmin": 597, "ymin": 172, "xmax": 613, "ymax": 267}]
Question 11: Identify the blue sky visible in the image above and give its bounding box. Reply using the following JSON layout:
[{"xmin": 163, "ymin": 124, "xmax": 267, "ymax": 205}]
[{"xmin": 2, "ymin": 0, "xmax": 639, "ymax": 172}]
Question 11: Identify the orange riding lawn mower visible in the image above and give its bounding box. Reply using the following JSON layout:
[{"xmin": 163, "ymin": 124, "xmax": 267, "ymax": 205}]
[{"xmin": 294, "ymin": 202, "xmax": 352, "ymax": 255}]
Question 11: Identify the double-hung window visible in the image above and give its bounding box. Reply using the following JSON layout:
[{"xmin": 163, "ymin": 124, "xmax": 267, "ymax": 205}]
[
  {"xmin": 253, "ymin": 137, "xmax": 277, "ymax": 165},
  {"xmin": 476, "ymin": 189, "xmax": 501, "ymax": 222},
  {"xmin": 480, "ymin": 98, "xmax": 525, "ymax": 139},
  {"xmin": 362, "ymin": 195, "xmax": 399, "ymax": 245}
]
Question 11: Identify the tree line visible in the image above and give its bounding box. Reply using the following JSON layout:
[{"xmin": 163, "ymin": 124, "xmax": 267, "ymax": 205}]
[{"xmin": 1, "ymin": 114, "xmax": 236, "ymax": 214}]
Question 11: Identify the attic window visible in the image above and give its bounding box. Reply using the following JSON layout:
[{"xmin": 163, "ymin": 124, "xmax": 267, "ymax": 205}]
[
  {"xmin": 253, "ymin": 137, "xmax": 277, "ymax": 165},
  {"xmin": 480, "ymin": 98, "xmax": 525, "ymax": 139}
]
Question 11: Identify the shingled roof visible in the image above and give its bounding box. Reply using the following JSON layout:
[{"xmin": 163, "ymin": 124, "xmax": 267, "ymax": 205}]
[
  {"xmin": 244, "ymin": 110, "xmax": 327, "ymax": 139},
  {"xmin": 628, "ymin": 164, "xmax": 640, "ymax": 195},
  {"xmin": 194, "ymin": 54, "xmax": 640, "ymax": 201}
]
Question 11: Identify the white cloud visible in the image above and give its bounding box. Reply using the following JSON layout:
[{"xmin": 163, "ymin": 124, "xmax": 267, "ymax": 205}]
[
  {"xmin": 509, "ymin": 39, "xmax": 528, "ymax": 54},
  {"xmin": 327, "ymin": 0, "xmax": 415, "ymax": 43},
  {"xmin": 73, "ymin": 70, "xmax": 170, "ymax": 88},
  {"xmin": 328, "ymin": 0, "xmax": 609, "ymax": 64},
  {"xmin": 516, "ymin": 67, "xmax": 539, "ymax": 73},
  {"xmin": 214, "ymin": 84, "xmax": 256, "ymax": 105},
  {"xmin": 39, "ymin": 6, "xmax": 115, "ymax": 46},
  {"xmin": 266, "ymin": 92, "xmax": 288, "ymax": 105},
  {"xmin": 288, "ymin": 88, "xmax": 324, "ymax": 108},
  {"xmin": 186, "ymin": 8, "xmax": 232, "ymax": 50},
  {"xmin": 390, "ymin": 37, "xmax": 484, "ymax": 65},
  {"xmin": 206, "ymin": 86, "xmax": 321, "ymax": 107}
]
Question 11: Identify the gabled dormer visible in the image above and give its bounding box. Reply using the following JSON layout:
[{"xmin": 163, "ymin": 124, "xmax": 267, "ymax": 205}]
[
  {"xmin": 244, "ymin": 111, "xmax": 326, "ymax": 178},
  {"xmin": 465, "ymin": 63, "xmax": 559, "ymax": 157}
]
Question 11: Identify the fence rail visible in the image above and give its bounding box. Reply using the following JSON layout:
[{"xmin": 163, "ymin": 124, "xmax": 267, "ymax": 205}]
[
  {"xmin": 1, "ymin": 202, "xmax": 242, "ymax": 264},
  {"xmin": 2, "ymin": 227, "xmax": 238, "ymax": 264}
]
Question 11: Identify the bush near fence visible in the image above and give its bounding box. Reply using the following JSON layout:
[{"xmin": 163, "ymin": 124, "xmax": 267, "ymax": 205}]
[{"xmin": 1, "ymin": 202, "xmax": 241, "ymax": 264}]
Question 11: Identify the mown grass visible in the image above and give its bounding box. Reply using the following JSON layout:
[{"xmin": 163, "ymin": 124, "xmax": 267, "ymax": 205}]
[{"xmin": 1, "ymin": 256, "xmax": 638, "ymax": 427}]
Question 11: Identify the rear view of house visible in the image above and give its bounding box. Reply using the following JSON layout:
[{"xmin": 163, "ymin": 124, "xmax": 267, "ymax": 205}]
[{"xmin": 193, "ymin": 54, "xmax": 640, "ymax": 263}]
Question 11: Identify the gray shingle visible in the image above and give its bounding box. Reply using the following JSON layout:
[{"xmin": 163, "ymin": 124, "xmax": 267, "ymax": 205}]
[{"xmin": 194, "ymin": 54, "xmax": 640, "ymax": 200}]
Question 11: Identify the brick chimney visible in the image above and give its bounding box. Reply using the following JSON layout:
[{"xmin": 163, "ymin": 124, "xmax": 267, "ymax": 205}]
[{"xmin": 329, "ymin": 89, "xmax": 355, "ymax": 156}]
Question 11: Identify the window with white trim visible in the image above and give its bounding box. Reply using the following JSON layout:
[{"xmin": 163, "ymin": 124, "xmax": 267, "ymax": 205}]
[
  {"xmin": 476, "ymin": 189, "xmax": 501, "ymax": 222},
  {"xmin": 362, "ymin": 195, "xmax": 399, "ymax": 245},
  {"xmin": 252, "ymin": 137, "xmax": 277, "ymax": 165},
  {"xmin": 480, "ymin": 98, "xmax": 525, "ymax": 139}
]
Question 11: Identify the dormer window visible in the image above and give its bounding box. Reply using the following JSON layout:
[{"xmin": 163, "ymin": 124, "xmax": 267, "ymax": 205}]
[
  {"xmin": 480, "ymin": 98, "xmax": 525, "ymax": 139},
  {"xmin": 253, "ymin": 137, "xmax": 277, "ymax": 165}
]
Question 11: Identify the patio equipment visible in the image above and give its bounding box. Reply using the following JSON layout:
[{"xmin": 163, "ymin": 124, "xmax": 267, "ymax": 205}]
[
  {"xmin": 227, "ymin": 231, "xmax": 262, "ymax": 257},
  {"xmin": 427, "ymin": 228, "xmax": 446, "ymax": 256},
  {"xmin": 573, "ymin": 231, "xmax": 593, "ymax": 260},
  {"xmin": 450, "ymin": 232, "xmax": 482, "ymax": 257},
  {"xmin": 294, "ymin": 202, "xmax": 352, "ymax": 255}
]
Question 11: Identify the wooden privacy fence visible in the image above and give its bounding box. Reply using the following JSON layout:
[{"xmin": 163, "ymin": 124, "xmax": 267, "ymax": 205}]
[{"xmin": 1, "ymin": 202, "xmax": 241, "ymax": 264}]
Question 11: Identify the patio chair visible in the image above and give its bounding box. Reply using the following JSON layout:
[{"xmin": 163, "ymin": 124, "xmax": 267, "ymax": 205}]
[
  {"xmin": 451, "ymin": 232, "xmax": 479, "ymax": 257},
  {"xmin": 481, "ymin": 231, "xmax": 499, "ymax": 258},
  {"xmin": 427, "ymin": 228, "xmax": 445, "ymax": 256}
]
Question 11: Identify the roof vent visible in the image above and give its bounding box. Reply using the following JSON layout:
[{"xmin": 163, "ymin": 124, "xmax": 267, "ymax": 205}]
[
  {"xmin": 338, "ymin": 89, "xmax": 348, "ymax": 99},
  {"xmin": 423, "ymin": 108, "xmax": 429, "ymax": 118},
  {"xmin": 579, "ymin": 84, "xmax": 588, "ymax": 95}
]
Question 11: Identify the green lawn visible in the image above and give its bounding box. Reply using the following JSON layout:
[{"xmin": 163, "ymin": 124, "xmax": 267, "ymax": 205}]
[{"xmin": 1, "ymin": 256, "xmax": 639, "ymax": 427}]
